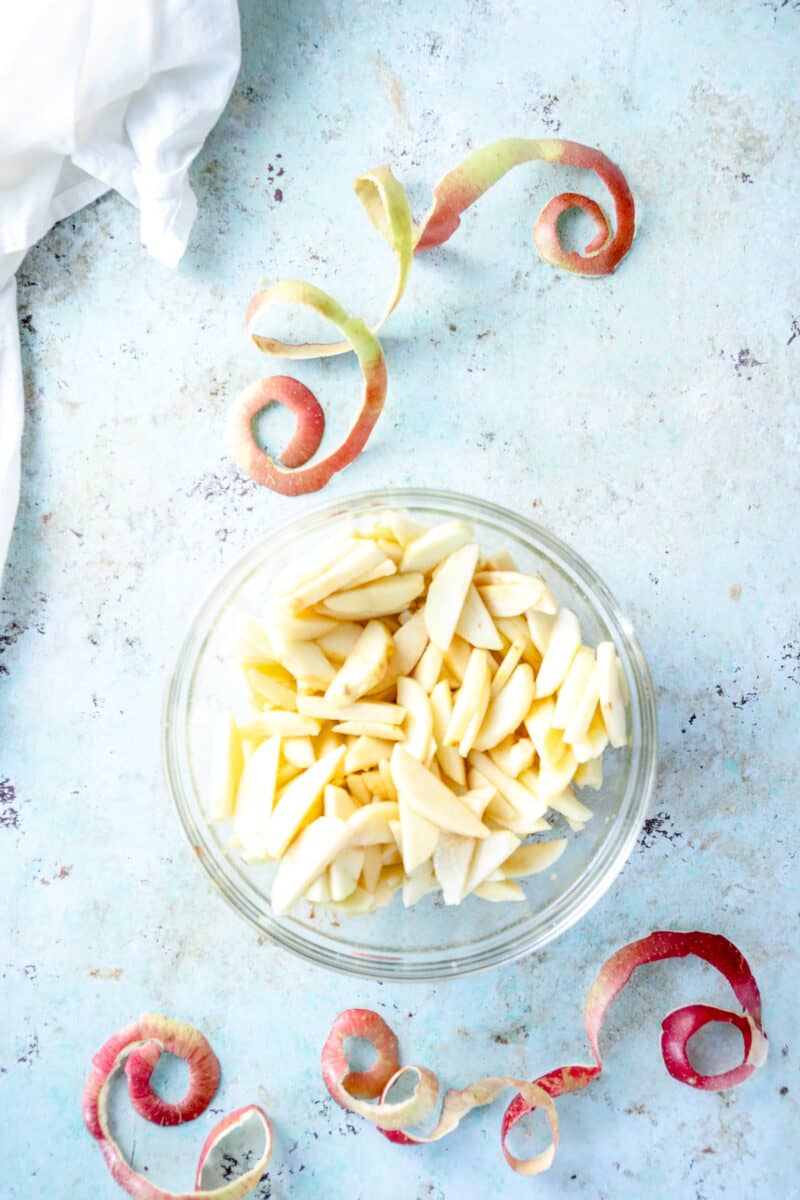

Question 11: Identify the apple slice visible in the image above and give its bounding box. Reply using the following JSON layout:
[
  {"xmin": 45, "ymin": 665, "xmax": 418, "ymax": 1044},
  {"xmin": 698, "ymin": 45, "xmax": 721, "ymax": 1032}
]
[
  {"xmin": 396, "ymin": 676, "xmax": 433, "ymax": 762},
  {"xmin": 263, "ymin": 604, "xmax": 337, "ymax": 642},
  {"xmin": 535, "ymin": 607, "xmax": 581, "ymax": 698},
  {"xmin": 297, "ymin": 695, "xmax": 405, "ymax": 724},
  {"xmin": 596, "ymin": 641, "xmax": 628, "ymax": 748},
  {"xmin": 472, "ymin": 879, "xmax": 525, "ymax": 902},
  {"xmin": 243, "ymin": 665, "xmax": 298, "ymax": 710},
  {"xmin": 351, "ymin": 558, "xmax": 398, "ymax": 586},
  {"xmin": 552, "ymin": 646, "xmax": 595, "ymax": 731},
  {"xmin": 429, "ymin": 681, "xmax": 466, "ymax": 785},
  {"xmin": 360, "ymin": 844, "xmax": 384, "ymax": 893},
  {"xmin": 344, "ymin": 736, "xmax": 395, "ymax": 774},
  {"xmin": 330, "ymin": 886, "xmax": 375, "ymax": 914},
  {"xmin": 562, "ymin": 675, "xmax": 600, "ymax": 746},
  {"xmin": 306, "ymin": 872, "xmax": 332, "ymax": 903},
  {"xmin": 391, "ymin": 608, "xmax": 429, "ymax": 676},
  {"xmin": 399, "ymin": 794, "xmax": 439, "ymax": 872},
  {"xmin": 412, "ymin": 643, "xmax": 444, "ymax": 693},
  {"xmin": 525, "ymin": 608, "xmax": 555, "ymax": 656},
  {"xmin": 284, "ymin": 541, "xmax": 386, "ymax": 612},
  {"xmin": 456, "ymin": 586, "xmax": 503, "ymax": 650},
  {"xmin": 347, "ymin": 774, "xmax": 371, "ymax": 804},
  {"xmin": 270, "ymin": 815, "xmax": 348, "ymax": 914},
  {"xmin": 282, "ymin": 736, "xmax": 315, "ymax": 768},
  {"xmin": 273, "ymin": 535, "xmax": 357, "ymax": 596},
  {"xmin": 461, "ymin": 785, "xmax": 496, "ymax": 819},
  {"xmin": 489, "ymin": 735, "xmax": 535, "ymax": 778},
  {"xmin": 208, "ymin": 714, "xmax": 244, "ymax": 821},
  {"xmin": 390, "ymin": 510, "xmax": 429, "ymax": 546},
  {"xmin": 373, "ymin": 863, "xmax": 404, "ymax": 908},
  {"xmin": 468, "ymin": 751, "xmax": 547, "ymax": 822},
  {"xmin": 501, "ymin": 838, "xmax": 567, "ymax": 878},
  {"xmin": 570, "ymin": 707, "xmax": 609, "ymax": 763},
  {"xmin": 316, "ymin": 622, "xmax": 365, "ymax": 662},
  {"xmin": 378, "ymin": 758, "xmax": 398, "ymax": 802},
  {"xmin": 391, "ymin": 745, "xmax": 490, "ymax": 838},
  {"xmin": 465, "ymin": 830, "xmax": 520, "ymax": 893},
  {"xmin": 490, "ymin": 639, "xmax": 525, "ymax": 697},
  {"xmin": 320, "ymin": 573, "xmax": 426, "ymax": 619},
  {"xmin": 442, "ymin": 634, "xmax": 472, "ymax": 683},
  {"xmin": 332, "ymin": 720, "xmax": 405, "ymax": 740},
  {"xmin": 360, "ymin": 769, "xmax": 389, "ymax": 798},
  {"xmin": 524, "ymin": 697, "xmax": 556, "ymax": 757},
  {"xmin": 574, "ymin": 755, "xmax": 603, "ymax": 790},
  {"xmin": 402, "ymin": 859, "xmax": 438, "ymax": 907},
  {"xmin": 229, "ymin": 613, "xmax": 275, "ymax": 662},
  {"xmin": 424, "ymin": 543, "xmax": 480, "ymax": 652},
  {"xmin": 329, "ymin": 847, "xmax": 366, "ymax": 902},
  {"xmin": 345, "ymin": 801, "xmax": 399, "ymax": 844},
  {"xmin": 477, "ymin": 574, "xmax": 545, "ymax": 617},
  {"xmin": 324, "ymin": 784, "xmax": 357, "ymax": 821},
  {"xmin": 400, "ymin": 519, "xmax": 473, "ymax": 573},
  {"xmin": 444, "ymin": 649, "xmax": 491, "ymax": 745},
  {"xmin": 537, "ymin": 748, "xmax": 578, "ymax": 800},
  {"xmin": 326, "ymin": 619, "xmax": 394, "ymax": 704},
  {"xmin": 238, "ymin": 711, "xmax": 322, "ymax": 741},
  {"xmin": 278, "ymin": 640, "xmax": 337, "ymax": 691},
  {"xmin": 473, "ymin": 663, "xmax": 535, "ymax": 752},
  {"xmin": 233, "ymin": 735, "xmax": 281, "ymax": 856},
  {"xmin": 433, "ymin": 833, "xmax": 475, "ymax": 904},
  {"xmin": 265, "ymin": 746, "xmax": 346, "ymax": 858},
  {"xmin": 547, "ymin": 787, "xmax": 594, "ymax": 824}
]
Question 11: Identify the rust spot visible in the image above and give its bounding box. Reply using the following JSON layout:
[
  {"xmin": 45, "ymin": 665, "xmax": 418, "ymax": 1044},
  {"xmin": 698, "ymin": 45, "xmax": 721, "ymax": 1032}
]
[
  {"xmin": 88, "ymin": 967, "xmax": 124, "ymax": 980},
  {"xmin": 274, "ymin": 188, "xmax": 283, "ymax": 203},
  {"xmin": 729, "ymin": 584, "xmax": 742, "ymax": 600}
]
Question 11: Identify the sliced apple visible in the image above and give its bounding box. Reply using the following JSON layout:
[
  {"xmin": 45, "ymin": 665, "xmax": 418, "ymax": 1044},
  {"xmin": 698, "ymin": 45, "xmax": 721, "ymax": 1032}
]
[
  {"xmin": 547, "ymin": 787, "xmax": 594, "ymax": 824},
  {"xmin": 525, "ymin": 608, "xmax": 555, "ymax": 656},
  {"xmin": 465, "ymin": 830, "xmax": 520, "ymax": 893},
  {"xmin": 473, "ymin": 663, "xmax": 536, "ymax": 752},
  {"xmin": 480, "ymin": 548, "xmax": 518, "ymax": 571},
  {"xmin": 306, "ymin": 872, "xmax": 332, "ymax": 903},
  {"xmin": 570, "ymin": 707, "xmax": 609, "ymax": 763},
  {"xmin": 265, "ymin": 746, "xmax": 346, "ymax": 859},
  {"xmin": 442, "ymin": 634, "xmax": 472, "ymax": 683},
  {"xmin": 373, "ymin": 864, "xmax": 404, "ymax": 908},
  {"xmin": 396, "ymin": 676, "xmax": 433, "ymax": 762},
  {"xmin": 270, "ymin": 815, "xmax": 348, "ymax": 914},
  {"xmin": 562, "ymin": 675, "xmax": 600, "ymax": 746},
  {"xmin": 429, "ymin": 681, "xmax": 466, "ymax": 785},
  {"xmin": 316, "ymin": 622, "xmax": 364, "ymax": 662},
  {"xmin": 489, "ymin": 735, "xmax": 535, "ymax": 778},
  {"xmin": 343, "ymin": 735, "xmax": 395, "ymax": 773},
  {"xmin": 282, "ymin": 736, "xmax": 315, "ymax": 768},
  {"xmin": 326, "ymin": 619, "xmax": 394, "ymax": 704},
  {"xmin": 332, "ymin": 720, "xmax": 405, "ymax": 740},
  {"xmin": 490, "ymin": 639, "xmax": 524, "ymax": 697},
  {"xmin": 399, "ymin": 794, "xmax": 439, "ymax": 872},
  {"xmin": 444, "ymin": 649, "xmax": 491, "ymax": 745},
  {"xmin": 208, "ymin": 714, "xmax": 244, "ymax": 821},
  {"xmin": 297, "ymin": 695, "xmax": 405, "ymax": 724},
  {"xmin": 402, "ymin": 859, "xmax": 438, "ymax": 907},
  {"xmin": 263, "ymin": 603, "xmax": 337, "ymax": 642},
  {"xmin": 324, "ymin": 784, "xmax": 357, "ymax": 821},
  {"xmin": 400, "ymin": 519, "xmax": 473, "ymax": 573},
  {"xmin": 424, "ymin": 543, "xmax": 480, "ymax": 652},
  {"xmin": 390, "ymin": 607, "xmax": 429, "ymax": 677},
  {"xmin": 360, "ymin": 769, "xmax": 389, "ymax": 798},
  {"xmin": 351, "ymin": 557, "xmax": 398, "ymax": 586},
  {"xmin": 347, "ymin": 773, "xmax": 371, "ymax": 804},
  {"xmin": 391, "ymin": 745, "xmax": 489, "ymax": 838},
  {"xmin": 359, "ymin": 844, "xmax": 384, "ymax": 893},
  {"xmin": 537, "ymin": 748, "xmax": 578, "ymax": 800},
  {"xmin": 456, "ymin": 585, "xmax": 503, "ymax": 650},
  {"xmin": 473, "ymin": 880, "xmax": 525, "ymax": 902},
  {"xmin": 477, "ymin": 574, "xmax": 545, "ymax": 617},
  {"xmin": 412, "ymin": 643, "xmax": 444, "ymax": 693},
  {"xmin": 329, "ymin": 846, "xmax": 366, "ymax": 902},
  {"xmin": 344, "ymin": 801, "xmax": 399, "ymax": 845},
  {"xmin": 432, "ymin": 833, "xmax": 475, "ymax": 904},
  {"xmin": 238, "ymin": 711, "xmax": 322, "ymax": 740},
  {"xmin": 389, "ymin": 510, "xmax": 429, "ymax": 546},
  {"xmin": 320, "ymin": 573, "xmax": 425, "ymax": 619},
  {"xmin": 273, "ymin": 535, "xmax": 358, "ymax": 597},
  {"xmin": 574, "ymin": 755, "xmax": 603, "ymax": 790},
  {"xmin": 376, "ymin": 537, "xmax": 403, "ymax": 564},
  {"xmin": 228, "ymin": 613, "xmax": 275, "ymax": 662},
  {"xmin": 535, "ymin": 607, "xmax": 581, "ymax": 698},
  {"xmin": 468, "ymin": 751, "xmax": 547, "ymax": 822},
  {"xmin": 596, "ymin": 641, "xmax": 628, "ymax": 748},
  {"xmin": 501, "ymin": 838, "xmax": 567, "ymax": 878},
  {"xmin": 233, "ymin": 735, "xmax": 280, "ymax": 855},
  {"xmin": 461, "ymin": 785, "xmax": 496, "ymax": 819},
  {"xmin": 277, "ymin": 640, "xmax": 337, "ymax": 692},
  {"xmin": 552, "ymin": 646, "xmax": 595, "ymax": 731},
  {"xmin": 243, "ymin": 665, "xmax": 298, "ymax": 711},
  {"xmin": 330, "ymin": 886, "xmax": 375, "ymax": 914},
  {"xmin": 283, "ymin": 541, "xmax": 386, "ymax": 612}
]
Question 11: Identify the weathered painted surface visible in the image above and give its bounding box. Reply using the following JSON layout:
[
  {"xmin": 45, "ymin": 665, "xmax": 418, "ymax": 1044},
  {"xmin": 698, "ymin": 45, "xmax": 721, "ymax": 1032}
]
[{"xmin": 1, "ymin": 1, "xmax": 798, "ymax": 1196}]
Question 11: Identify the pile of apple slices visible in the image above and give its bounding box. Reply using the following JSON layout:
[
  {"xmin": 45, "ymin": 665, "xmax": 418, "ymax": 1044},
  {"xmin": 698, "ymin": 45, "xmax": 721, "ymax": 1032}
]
[{"xmin": 207, "ymin": 510, "xmax": 629, "ymax": 915}]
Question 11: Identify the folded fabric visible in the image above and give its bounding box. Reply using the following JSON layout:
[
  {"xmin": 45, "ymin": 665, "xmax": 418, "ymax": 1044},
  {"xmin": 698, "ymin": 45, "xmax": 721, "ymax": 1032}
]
[{"xmin": 0, "ymin": 0, "xmax": 241, "ymax": 574}]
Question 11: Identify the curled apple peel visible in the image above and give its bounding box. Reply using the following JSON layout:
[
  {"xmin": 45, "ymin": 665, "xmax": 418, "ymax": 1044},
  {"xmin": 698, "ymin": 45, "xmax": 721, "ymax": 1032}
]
[
  {"xmin": 322, "ymin": 931, "xmax": 766, "ymax": 1179},
  {"xmin": 233, "ymin": 138, "xmax": 635, "ymax": 493},
  {"xmin": 83, "ymin": 1014, "xmax": 272, "ymax": 1199}
]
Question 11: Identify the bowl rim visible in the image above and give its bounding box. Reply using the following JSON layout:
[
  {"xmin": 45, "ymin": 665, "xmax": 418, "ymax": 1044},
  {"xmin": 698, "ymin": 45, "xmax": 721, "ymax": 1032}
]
[{"xmin": 162, "ymin": 487, "xmax": 658, "ymax": 982}]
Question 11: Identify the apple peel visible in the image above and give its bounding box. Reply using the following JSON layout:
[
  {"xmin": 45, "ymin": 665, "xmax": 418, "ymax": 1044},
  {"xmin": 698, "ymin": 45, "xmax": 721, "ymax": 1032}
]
[
  {"xmin": 323, "ymin": 931, "xmax": 766, "ymax": 1179},
  {"xmin": 229, "ymin": 281, "xmax": 387, "ymax": 496},
  {"xmin": 83, "ymin": 1014, "xmax": 272, "ymax": 1199}
]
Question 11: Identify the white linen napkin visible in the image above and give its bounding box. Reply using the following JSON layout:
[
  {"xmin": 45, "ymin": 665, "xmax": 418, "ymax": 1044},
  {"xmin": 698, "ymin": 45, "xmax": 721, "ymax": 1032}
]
[{"xmin": 0, "ymin": 0, "xmax": 241, "ymax": 573}]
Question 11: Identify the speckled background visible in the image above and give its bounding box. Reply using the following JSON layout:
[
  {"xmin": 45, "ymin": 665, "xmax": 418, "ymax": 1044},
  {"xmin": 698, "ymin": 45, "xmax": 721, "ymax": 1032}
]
[{"xmin": 1, "ymin": 1, "xmax": 798, "ymax": 1196}]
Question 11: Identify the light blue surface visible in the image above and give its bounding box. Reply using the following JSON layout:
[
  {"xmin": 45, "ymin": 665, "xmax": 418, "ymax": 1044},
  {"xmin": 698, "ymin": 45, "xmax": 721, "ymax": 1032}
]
[{"xmin": 1, "ymin": 1, "xmax": 798, "ymax": 1196}]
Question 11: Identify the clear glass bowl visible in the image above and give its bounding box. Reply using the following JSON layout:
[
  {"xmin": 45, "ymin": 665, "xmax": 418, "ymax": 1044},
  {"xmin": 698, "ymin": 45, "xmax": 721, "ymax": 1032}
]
[{"xmin": 162, "ymin": 489, "xmax": 657, "ymax": 981}]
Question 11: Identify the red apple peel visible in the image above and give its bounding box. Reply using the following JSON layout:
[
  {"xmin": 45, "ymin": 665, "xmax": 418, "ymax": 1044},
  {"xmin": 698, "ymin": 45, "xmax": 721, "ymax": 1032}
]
[
  {"xmin": 323, "ymin": 931, "xmax": 767, "ymax": 1179},
  {"xmin": 83, "ymin": 1014, "xmax": 272, "ymax": 1199}
]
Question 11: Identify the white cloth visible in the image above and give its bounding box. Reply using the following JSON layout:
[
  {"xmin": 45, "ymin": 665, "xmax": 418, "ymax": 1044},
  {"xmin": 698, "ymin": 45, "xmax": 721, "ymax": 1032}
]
[{"xmin": 0, "ymin": 0, "xmax": 241, "ymax": 572}]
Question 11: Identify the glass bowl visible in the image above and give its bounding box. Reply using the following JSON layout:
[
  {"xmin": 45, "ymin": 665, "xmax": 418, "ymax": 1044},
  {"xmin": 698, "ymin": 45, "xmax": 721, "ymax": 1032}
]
[{"xmin": 162, "ymin": 489, "xmax": 657, "ymax": 981}]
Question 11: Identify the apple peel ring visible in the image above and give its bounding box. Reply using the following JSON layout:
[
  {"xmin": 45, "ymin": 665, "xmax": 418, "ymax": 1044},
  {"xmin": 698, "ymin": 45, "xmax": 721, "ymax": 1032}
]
[
  {"xmin": 322, "ymin": 931, "xmax": 767, "ymax": 1180},
  {"xmin": 229, "ymin": 281, "xmax": 387, "ymax": 496},
  {"xmin": 82, "ymin": 1013, "xmax": 273, "ymax": 1199}
]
